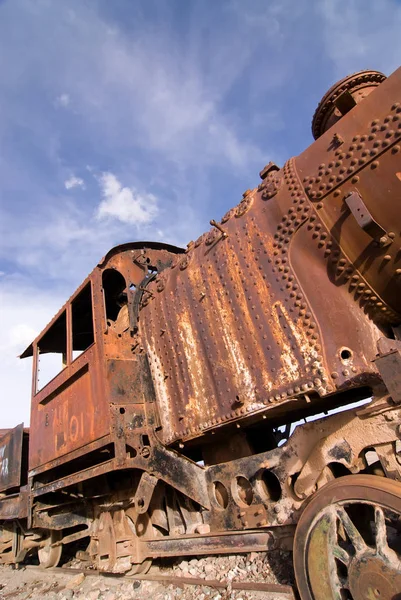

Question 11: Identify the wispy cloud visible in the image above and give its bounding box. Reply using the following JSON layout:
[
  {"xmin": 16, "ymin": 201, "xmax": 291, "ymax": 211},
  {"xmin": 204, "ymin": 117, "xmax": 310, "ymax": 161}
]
[
  {"xmin": 65, "ymin": 175, "xmax": 85, "ymax": 189},
  {"xmin": 0, "ymin": 279, "xmax": 65, "ymax": 426},
  {"xmin": 55, "ymin": 93, "xmax": 70, "ymax": 108},
  {"xmin": 317, "ymin": 0, "xmax": 401, "ymax": 77},
  {"xmin": 96, "ymin": 172, "xmax": 158, "ymax": 226}
]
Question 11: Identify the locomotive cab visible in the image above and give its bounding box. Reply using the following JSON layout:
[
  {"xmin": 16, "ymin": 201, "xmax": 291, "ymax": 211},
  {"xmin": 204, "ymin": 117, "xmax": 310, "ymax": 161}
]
[{"xmin": 20, "ymin": 242, "xmax": 183, "ymax": 481}]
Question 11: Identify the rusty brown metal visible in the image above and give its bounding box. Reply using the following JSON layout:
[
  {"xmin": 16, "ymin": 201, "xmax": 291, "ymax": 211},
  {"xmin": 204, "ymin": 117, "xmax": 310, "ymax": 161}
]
[
  {"xmin": 0, "ymin": 424, "xmax": 25, "ymax": 493},
  {"xmin": 24, "ymin": 243, "xmax": 183, "ymax": 472},
  {"xmin": 311, "ymin": 70, "xmax": 386, "ymax": 139},
  {"xmin": 140, "ymin": 66, "xmax": 401, "ymax": 447},
  {"xmin": 0, "ymin": 489, "xmax": 28, "ymax": 520}
]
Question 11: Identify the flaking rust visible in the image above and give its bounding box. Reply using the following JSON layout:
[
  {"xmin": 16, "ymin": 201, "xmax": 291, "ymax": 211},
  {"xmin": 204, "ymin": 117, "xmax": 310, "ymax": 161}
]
[{"xmin": 1, "ymin": 68, "xmax": 401, "ymax": 599}]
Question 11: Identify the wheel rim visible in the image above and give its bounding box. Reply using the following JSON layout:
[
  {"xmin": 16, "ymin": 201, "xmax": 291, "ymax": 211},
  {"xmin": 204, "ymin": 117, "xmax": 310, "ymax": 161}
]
[
  {"xmin": 294, "ymin": 475, "xmax": 401, "ymax": 600},
  {"xmin": 38, "ymin": 530, "xmax": 62, "ymax": 568}
]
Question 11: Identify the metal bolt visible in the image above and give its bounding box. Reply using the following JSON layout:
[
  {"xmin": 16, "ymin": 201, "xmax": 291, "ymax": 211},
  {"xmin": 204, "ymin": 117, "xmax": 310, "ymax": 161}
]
[
  {"xmin": 210, "ymin": 219, "xmax": 228, "ymax": 238},
  {"xmin": 141, "ymin": 447, "xmax": 151, "ymax": 458}
]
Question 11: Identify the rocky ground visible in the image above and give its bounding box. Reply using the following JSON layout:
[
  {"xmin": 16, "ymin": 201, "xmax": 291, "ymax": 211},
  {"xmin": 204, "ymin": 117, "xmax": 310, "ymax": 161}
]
[{"xmin": 0, "ymin": 550, "xmax": 295, "ymax": 600}]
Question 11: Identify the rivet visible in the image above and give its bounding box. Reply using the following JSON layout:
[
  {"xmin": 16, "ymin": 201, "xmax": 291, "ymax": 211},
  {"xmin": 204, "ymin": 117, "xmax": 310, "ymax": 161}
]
[{"xmin": 371, "ymin": 161, "xmax": 379, "ymax": 169}]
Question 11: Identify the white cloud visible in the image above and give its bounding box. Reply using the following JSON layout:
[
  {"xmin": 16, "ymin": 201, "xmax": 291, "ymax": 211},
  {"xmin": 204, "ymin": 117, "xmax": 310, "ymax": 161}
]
[
  {"xmin": 0, "ymin": 280, "xmax": 65, "ymax": 426},
  {"xmin": 317, "ymin": 0, "xmax": 401, "ymax": 77},
  {"xmin": 65, "ymin": 175, "xmax": 85, "ymax": 190},
  {"xmin": 55, "ymin": 93, "xmax": 70, "ymax": 107},
  {"xmin": 96, "ymin": 172, "xmax": 158, "ymax": 226}
]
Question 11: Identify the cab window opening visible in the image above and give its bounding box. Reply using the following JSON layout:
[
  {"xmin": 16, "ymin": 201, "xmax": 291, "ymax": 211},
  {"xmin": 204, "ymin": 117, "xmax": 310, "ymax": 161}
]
[
  {"xmin": 36, "ymin": 310, "xmax": 67, "ymax": 392},
  {"xmin": 72, "ymin": 282, "xmax": 94, "ymax": 360},
  {"xmin": 102, "ymin": 269, "xmax": 129, "ymax": 334}
]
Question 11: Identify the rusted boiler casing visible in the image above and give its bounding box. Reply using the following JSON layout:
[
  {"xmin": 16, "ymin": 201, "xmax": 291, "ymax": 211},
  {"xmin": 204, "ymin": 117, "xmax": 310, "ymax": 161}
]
[{"xmin": 142, "ymin": 69, "xmax": 401, "ymax": 446}]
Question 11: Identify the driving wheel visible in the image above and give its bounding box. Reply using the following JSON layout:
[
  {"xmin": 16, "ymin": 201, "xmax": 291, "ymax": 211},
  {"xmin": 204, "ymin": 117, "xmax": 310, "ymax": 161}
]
[{"xmin": 293, "ymin": 474, "xmax": 401, "ymax": 600}]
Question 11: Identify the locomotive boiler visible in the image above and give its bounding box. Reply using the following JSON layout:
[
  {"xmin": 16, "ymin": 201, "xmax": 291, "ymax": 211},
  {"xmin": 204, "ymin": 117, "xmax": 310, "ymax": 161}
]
[{"xmin": 1, "ymin": 67, "xmax": 401, "ymax": 600}]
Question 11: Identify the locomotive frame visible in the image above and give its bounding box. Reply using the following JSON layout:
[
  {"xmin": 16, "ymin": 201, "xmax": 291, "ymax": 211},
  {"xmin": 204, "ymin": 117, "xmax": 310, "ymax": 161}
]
[{"xmin": 1, "ymin": 67, "xmax": 401, "ymax": 598}]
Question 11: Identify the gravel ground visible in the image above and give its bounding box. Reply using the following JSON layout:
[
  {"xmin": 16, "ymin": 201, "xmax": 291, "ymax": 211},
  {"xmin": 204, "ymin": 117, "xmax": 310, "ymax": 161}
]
[{"xmin": 0, "ymin": 550, "xmax": 295, "ymax": 600}]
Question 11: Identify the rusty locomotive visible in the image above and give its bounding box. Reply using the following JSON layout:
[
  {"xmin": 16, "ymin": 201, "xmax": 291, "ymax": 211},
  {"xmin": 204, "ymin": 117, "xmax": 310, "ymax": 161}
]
[{"xmin": 1, "ymin": 67, "xmax": 401, "ymax": 599}]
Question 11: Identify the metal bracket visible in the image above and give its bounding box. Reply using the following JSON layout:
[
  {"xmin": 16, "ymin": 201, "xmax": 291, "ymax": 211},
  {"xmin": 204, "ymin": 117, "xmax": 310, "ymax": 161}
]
[
  {"xmin": 259, "ymin": 161, "xmax": 280, "ymax": 180},
  {"xmin": 335, "ymin": 90, "xmax": 357, "ymax": 116},
  {"xmin": 375, "ymin": 349, "xmax": 401, "ymax": 404},
  {"xmin": 345, "ymin": 190, "xmax": 390, "ymax": 246},
  {"xmin": 133, "ymin": 472, "xmax": 158, "ymax": 515}
]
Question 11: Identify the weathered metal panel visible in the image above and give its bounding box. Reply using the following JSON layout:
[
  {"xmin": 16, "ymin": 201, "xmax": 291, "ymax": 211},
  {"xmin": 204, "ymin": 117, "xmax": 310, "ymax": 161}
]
[
  {"xmin": 140, "ymin": 67, "xmax": 401, "ymax": 445},
  {"xmin": 28, "ymin": 245, "xmax": 182, "ymax": 473},
  {"xmin": 0, "ymin": 489, "xmax": 28, "ymax": 520},
  {"xmin": 0, "ymin": 424, "xmax": 24, "ymax": 493},
  {"xmin": 375, "ymin": 350, "xmax": 401, "ymax": 403},
  {"xmin": 106, "ymin": 357, "xmax": 151, "ymax": 405},
  {"xmin": 29, "ymin": 358, "xmax": 107, "ymax": 468},
  {"xmin": 295, "ymin": 67, "xmax": 401, "ymax": 321}
]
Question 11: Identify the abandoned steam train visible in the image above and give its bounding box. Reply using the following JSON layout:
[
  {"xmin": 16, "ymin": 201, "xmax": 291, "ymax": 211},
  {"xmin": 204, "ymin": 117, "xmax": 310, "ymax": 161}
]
[{"xmin": 1, "ymin": 67, "xmax": 401, "ymax": 600}]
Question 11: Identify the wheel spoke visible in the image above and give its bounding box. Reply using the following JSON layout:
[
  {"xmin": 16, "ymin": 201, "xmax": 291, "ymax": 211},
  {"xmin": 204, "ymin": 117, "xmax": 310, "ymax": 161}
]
[
  {"xmin": 374, "ymin": 505, "xmax": 401, "ymax": 568},
  {"xmin": 332, "ymin": 545, "xmax": 351, "ymax": 566},
  {"xmin": 336, "ymin": 507, "xmax": 366, "ymax": 553},
  {"xmin": 375, "ymin": 506, "xmax": 388, "ymax": 552},
  {"xmin": 337, "ymin": 520, "xmax": 347, "ymax": 542}
]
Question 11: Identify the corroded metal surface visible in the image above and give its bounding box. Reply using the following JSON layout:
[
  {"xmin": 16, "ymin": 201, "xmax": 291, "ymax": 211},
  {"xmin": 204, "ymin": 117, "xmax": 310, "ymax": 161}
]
[
  {"xmin": 0, "ymin": 424, "xmax": 24, "ymax": 493},
  {"xmin": 25, "ymin": 243, "xmax": 183, "ymax": 470},
  {"xmin": 140, "ymin": 67, "xmax": 401, "ymax": 446},
  {"xmin": 311, "ymin": 70, "xmax": 386, "ymax": 139}
]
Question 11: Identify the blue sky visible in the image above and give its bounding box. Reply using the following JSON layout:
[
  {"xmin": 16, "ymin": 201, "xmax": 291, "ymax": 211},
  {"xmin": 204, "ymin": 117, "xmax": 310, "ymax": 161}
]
[{"xmin": 1, "ymin": 0, "xmax": 401, "ymax": 427}]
